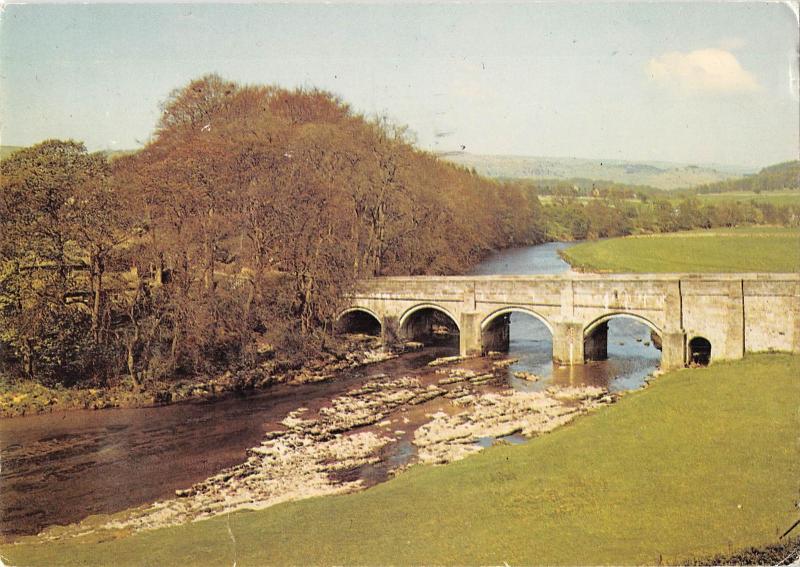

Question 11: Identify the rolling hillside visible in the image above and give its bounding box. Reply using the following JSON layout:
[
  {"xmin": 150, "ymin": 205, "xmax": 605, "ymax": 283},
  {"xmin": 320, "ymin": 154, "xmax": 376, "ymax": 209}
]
[
  {"xmin": 442, "ymin": 153, "xmax": 754, "ymax": 190},
  {"xmin": 691, "ymin": 160, "xmax": 799, "ymax": 194}
]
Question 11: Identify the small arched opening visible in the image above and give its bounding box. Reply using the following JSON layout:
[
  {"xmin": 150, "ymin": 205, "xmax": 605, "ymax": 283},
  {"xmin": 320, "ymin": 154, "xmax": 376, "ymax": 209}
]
[
  {"xmin": 335, "ymin": 308, "xmax": 382, "ymax": 337},
  {"xmin": 688, "ymin": 337, "xmax": 712, "ymax": 366},
  {"xmin": 399, "ymin": 305, "xmax": 460, "ymax": 347}
]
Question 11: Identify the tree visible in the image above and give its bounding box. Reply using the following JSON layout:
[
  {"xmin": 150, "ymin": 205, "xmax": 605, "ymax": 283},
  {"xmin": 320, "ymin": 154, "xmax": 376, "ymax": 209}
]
[{"xmin": 0, "ymin": 140, "xmax": 128, "ymax": 383}]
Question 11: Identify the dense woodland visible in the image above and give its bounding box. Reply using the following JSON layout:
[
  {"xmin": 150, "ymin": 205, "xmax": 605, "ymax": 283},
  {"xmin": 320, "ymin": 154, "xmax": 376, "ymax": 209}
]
[
  {"xmin": 540, "ymin": 190, "xmax": 798, "ymax": 240},
  {"xmin": 689, "ymin": 160, "xmax": 800, "ymax": 195},
  {"xmin": 1, "ymin": 75, "xmax": 797, "ymax": 391},
  {"xmin": 512, "ymin": 160, "xmax": 800, "ymax": 240},
  {"xmin": 0, "ymin": 75, "xmax": 543, "ymax": 388}
]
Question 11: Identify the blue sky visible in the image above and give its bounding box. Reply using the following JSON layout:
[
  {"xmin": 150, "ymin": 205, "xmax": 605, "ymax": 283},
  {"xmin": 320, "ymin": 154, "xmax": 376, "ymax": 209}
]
[{"xmin": 1, "ymin": 2, "xmax": 798, "ymax": 168}]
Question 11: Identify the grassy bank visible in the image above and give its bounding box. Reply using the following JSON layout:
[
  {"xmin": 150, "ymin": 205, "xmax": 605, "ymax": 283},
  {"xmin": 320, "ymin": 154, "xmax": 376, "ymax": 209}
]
[
  {"xmin": 0, "ymin": 376, "xmax": 162, "ymax": 416},
  {"xmin": 5, "ymin": 353, "xmax": 798, "ymax": 565},
  {"xmin": 561, "ymin": 227, "xmax": 800, "ymax": 272}
]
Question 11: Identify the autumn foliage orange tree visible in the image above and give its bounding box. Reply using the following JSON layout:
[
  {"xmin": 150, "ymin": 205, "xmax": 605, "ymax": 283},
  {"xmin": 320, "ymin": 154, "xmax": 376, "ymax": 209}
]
[{"xmin": 0, "ymin": 75, "xmax": 545, "ymax": 388}]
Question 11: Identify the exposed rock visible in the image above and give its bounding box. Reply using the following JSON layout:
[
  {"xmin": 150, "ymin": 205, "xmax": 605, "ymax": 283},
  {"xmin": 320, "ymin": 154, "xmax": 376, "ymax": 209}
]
[
  {"xmin": 437, "ymin": 368, "xmax": 476, "ymax": 384},
  {"xmin": 427, "ymin": 356, "xmax": 467, "ymax": 367},
  {"xmin": 408, "ymin": 386, "xmax": 447, "ymax": 405},
  {"xmin": 492, "ymin": 358, "xmax": 519, "ymax": 368},
  {"xmin": 545, "ymin": 385, "xmax": 607, "ymax": 401},
  {"xmin": 88, "ymin": 374, "xmax": 441, "ymax": 537},
  {"xmin": 291, "ymin": 349, "xmax": 397, "ymax": 384},
  {"xmin": 40, "ymin": 357, "xmax": 613, "ymax": 543},
  {"xmin": 414, "ymin": 387, "xmax": 611, "ymax": 465},
  {"xmin": 108, "ymin": 430, "xmax": 393, "ymax": 534},
  {"xmin": 468, "ymin": 373, "xmax": 495, "ymax": 385},
  {"xmin": 444, "ymin": 386, "xmax": 472, "ymax": 400},
  {"xmin": 450, "ymin": 394, "xmax": 477, "ymax": 407},
  {"xmin": 513, "ymin": 371, "xmax": 540, "ymax": 382}
]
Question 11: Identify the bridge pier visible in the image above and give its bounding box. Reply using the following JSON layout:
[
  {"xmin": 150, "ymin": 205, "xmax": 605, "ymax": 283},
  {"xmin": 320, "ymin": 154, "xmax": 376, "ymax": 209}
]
[
  {"xmin": 552, "ymin": 321, "xmax": 585, "ymax": 366},
  {"xmin": 459, "ymin": 311, "xmax": 482, "ymax": 357},
  {"xmin": 660, "ymin": 331, "xmax": 687, "ymax": 370},
  {"xmin": 381, "ymin": 316, "xmax": 400, "ymax": 345}
]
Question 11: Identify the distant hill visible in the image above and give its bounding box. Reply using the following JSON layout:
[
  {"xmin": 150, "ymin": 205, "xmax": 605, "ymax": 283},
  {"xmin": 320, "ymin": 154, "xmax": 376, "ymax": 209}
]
[
  {"xmin": 692, "ymin": 160, "xmax": 799, "ymax": 194},
  {"xmin": 441, "ymin": 153, "xmax": 754, "ymax": 190}
]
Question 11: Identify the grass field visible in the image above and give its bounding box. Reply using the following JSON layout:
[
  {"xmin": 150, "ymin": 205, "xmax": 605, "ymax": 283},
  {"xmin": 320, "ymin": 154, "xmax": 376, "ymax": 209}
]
[
  {"xmin": 687, "ymin": 191, "xmax": 800, "ymax": 206},
  {"xmin": 4, "ymin": 354, "xmax": 798, "ymax": 566},
  {"xmin": 539, "ymin": 191, "xmax": 800, "ymax": 207},
  {"xmin": 561, "ymin": 227, "xmax": 800, "ymax": 273}
]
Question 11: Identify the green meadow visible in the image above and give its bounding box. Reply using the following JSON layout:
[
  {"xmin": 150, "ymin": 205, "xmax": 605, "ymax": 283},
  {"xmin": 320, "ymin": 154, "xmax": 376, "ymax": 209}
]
[
  {"xmin": 4, "ymin": 354, "xmax": 798, "ymax": 566},
  {"xmin": 687, "ymin": 191, "xmax": 800, "ymax": 206},
  {"xmin": 561, "ymin": 227, "xmax": 800, "ymax": 273}
]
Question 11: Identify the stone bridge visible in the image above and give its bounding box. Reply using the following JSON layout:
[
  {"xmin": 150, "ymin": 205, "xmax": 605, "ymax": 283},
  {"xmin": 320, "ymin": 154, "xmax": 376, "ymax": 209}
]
[{"xmin": 338, "ymin": 273, "xmax": 800, "ymax": 370}]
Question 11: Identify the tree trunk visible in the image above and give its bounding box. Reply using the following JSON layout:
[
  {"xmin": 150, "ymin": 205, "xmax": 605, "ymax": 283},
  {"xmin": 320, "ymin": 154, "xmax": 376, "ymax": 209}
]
[
  {"xmin": 126, "ymin": 339, "xmax": 141, "ymax": 389},
  {"xmin": 22, "ymin": 339, "xmax": 34, "ymax": 379},
  {"xmin": 170, "ymin": 324, "xmax": 181, "ymax": 371},
  {"xmin": 90, "ymin": 255, "xmax": 104, "ymax": 343}
]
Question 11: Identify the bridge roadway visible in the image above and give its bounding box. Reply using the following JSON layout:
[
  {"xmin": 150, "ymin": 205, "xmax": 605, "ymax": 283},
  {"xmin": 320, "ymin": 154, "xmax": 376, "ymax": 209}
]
[{"xmin": 339, "ymin": 273, "xmax": 800, "ymax": 370}]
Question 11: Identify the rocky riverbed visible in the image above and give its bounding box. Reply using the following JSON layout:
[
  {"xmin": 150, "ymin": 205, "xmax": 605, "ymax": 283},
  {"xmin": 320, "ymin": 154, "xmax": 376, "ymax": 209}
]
[{"xmin": 33, "ymin": 355, "xmax": 617, "ymax": 542}]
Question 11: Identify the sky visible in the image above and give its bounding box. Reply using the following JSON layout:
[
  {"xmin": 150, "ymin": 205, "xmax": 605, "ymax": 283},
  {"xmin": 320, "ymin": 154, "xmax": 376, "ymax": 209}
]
[{"xmin": 1, "ymin": 2, "xmax": 798, "ymax": 168}]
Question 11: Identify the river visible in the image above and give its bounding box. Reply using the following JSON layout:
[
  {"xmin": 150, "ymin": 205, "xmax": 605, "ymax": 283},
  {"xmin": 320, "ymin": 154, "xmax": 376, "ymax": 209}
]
[
  {"xmin": 468, "ymin": 241, "xmax": 661, "ymax": 394},
  {"xmin": 0, "ymin": 242, "xmax": 660, "ymax": 540}
]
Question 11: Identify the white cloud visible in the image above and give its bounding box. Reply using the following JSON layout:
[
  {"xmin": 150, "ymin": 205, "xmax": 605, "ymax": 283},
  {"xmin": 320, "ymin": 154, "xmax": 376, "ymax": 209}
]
[{"xmin": 647, "ymin": 48, "xmax": 760, "ymax": 93}]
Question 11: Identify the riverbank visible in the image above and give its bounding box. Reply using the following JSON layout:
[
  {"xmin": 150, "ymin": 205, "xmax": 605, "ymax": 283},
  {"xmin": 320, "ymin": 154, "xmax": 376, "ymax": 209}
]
[
  {"xmin": 5, "ymin": 354, "xmax": 614, "ymax": 545},
  {"xmin": 4, "ymin": 353, "xmax": 797, "ymax": 565},
  {"xmin": 560, "ymin": 226, "xmax": 800, "ymax": 273},
  {"xmin": 0, "ymin": 335, "xmax": 394, "ymax": 418}
]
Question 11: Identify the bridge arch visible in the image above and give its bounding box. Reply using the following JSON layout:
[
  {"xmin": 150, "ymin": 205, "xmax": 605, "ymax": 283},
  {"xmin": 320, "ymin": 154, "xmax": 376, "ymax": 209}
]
[
  {"xmin": 398, "ymin": 303, "xmax": 460, "ymax": 346},
  {"xmin": 583, "ymin": 312, "xmax": 662, "ymax": 337},
  {"xmin": 335, "ymin": 307, "xmax": 382, "ymax": 336},
  {"xmin": 398, "ymin": 303, "xmax": 461, "ymax": 333},
  {"xmin": 583, "ymin": 312, "xmax": 663, "ymax": 363},
  {"xmin": 480, "ymin": 306, "xmax": 553, "ymax": 334},
  {"xmin": 480, "ymin": 306, "xmax": 554, "ymax": 356}
]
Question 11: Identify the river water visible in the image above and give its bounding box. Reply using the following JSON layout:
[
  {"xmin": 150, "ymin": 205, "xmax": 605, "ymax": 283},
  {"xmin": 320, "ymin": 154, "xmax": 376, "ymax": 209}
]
[
  {"xmin": 0, "ymin": 242, "xmax": 660, "ymax": 540},
  {"xmin": 468, "ymin": 242, "xmax": 661, "ymax": 394}
]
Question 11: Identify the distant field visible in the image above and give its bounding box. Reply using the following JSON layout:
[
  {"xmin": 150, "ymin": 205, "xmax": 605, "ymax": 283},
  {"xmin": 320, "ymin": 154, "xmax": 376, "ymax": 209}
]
[
  {"xmin": 5, "ymin": 354, "xmax": 797, "ymax": 565},
  {"xmin": 689, "ymin": 191, "xmax": 800, "ymax": 206},
  {"xmin": 538, "ymin": 192, "xmax": 800, "ymax": 206},
  {"xmin": 561, "ymin": 227, "xmax": 800, "ymax": 273}
]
